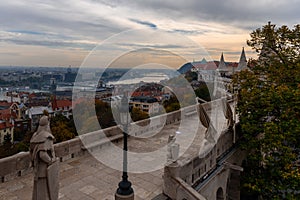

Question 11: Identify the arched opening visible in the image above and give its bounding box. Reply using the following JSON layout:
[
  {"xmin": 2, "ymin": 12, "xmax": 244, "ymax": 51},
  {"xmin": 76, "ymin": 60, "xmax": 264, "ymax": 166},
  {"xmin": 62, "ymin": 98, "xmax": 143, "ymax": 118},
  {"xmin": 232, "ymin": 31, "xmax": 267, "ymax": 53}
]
[{"xmin": 216, "ymin": 187, "xmax": 224, "ymax": 200}]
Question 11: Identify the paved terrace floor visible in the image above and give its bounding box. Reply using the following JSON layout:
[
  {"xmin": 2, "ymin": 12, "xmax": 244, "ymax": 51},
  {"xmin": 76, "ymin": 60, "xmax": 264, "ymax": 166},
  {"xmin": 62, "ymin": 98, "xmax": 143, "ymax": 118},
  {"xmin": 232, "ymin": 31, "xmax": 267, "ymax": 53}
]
[{"xmin": 0, "ymin": 104, "xmax": 230, "ymax": 200}]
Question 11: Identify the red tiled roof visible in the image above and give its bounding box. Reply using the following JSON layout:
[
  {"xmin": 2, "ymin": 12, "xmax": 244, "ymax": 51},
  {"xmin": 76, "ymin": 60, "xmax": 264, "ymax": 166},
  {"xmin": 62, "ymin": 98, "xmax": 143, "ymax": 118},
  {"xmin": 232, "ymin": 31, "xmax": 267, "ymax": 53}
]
[
  {"xmin": 0, "ymin": 101, "xmax": 12, "ymax": 107},
  {"xmin": 0, "ymin": 109, "xmax": 11, "ymax": 120},
  {"xmin": 0, "ymin": 122, "xmax": 13, "ymax": 130},
  {"xmin": 131, "ymin": 91, "xmax": 152, "ymax": 97},
  {"xmin": 227, "ymin": 62, "xmax": 238, "ymax": 68},
  {"xmin": 29, "ymin": 93, "xmax": 36, "ymax": 98},
  {"xmin": 192, "ymin": 61, "xmax": 218, "ymax": 70},
  {"xmin": 52, "ymin": 99, "xmax": 72, "ymax": 110}
]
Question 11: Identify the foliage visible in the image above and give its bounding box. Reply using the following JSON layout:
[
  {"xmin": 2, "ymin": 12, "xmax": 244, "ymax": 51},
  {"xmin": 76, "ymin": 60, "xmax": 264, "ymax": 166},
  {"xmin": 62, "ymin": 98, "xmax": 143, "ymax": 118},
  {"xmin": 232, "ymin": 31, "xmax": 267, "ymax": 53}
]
[
  {"xmin": 13, "ymin": 127, "xmax": 25, "ymax": 142},
  {"xmin": 50, "ymin": 114, "xmax": 77, "ymax": 143},
  {"xmin": 163, "ymin": 96, "xmax": 180, "ymax": 113},
  {"xmin": 235, "ymin": 22, "xmax": 300, "ymax": 199},
  {"xmin": 95, "ymin": 99, "xmax": 116, "ymax": 129},
  {"xmin": 0, "ymin": 133, "xmax": 18, "ymax": 159},
  {"xmin": 194, "ymin": 83, "xmax": 211, "ymax": 102},
  {"xmin": 185, "ymin": 71, "xmax": 198, "ymax": 82},
  {"xmin": 130, "ymin": 107, "xmax": 149, "ymax": 122}
]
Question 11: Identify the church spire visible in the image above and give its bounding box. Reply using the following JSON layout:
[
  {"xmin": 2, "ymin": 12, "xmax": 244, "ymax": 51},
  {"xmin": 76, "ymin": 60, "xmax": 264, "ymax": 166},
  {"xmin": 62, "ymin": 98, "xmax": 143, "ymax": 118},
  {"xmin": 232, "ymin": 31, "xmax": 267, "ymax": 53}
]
[
  {"xmin": 218, "ymin": 52, "xmax": 227, "ymax": 71},
  {"xmin": 237, "ymin": 47, "xmax": 248, "ymax": 71}
]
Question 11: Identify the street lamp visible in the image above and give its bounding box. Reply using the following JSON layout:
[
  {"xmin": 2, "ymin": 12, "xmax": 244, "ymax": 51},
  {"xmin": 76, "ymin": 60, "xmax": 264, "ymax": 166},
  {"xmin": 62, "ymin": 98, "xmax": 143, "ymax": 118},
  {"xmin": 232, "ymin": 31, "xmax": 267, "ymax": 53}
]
[{"xmin": 115, "ymin": 94, "xmax": 134, "ymax": 200}]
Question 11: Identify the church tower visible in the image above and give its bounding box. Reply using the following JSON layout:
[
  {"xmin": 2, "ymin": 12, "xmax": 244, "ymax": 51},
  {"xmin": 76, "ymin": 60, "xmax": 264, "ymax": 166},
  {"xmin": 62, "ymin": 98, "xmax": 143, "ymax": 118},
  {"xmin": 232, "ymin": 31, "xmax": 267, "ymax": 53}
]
[
  {"xmin": 218, "ymin": 53, "xmax": 227, "ymax": 71},
  {"xmin": 237, "ymin": 47, "xmax": 248, "ymax": 71}
]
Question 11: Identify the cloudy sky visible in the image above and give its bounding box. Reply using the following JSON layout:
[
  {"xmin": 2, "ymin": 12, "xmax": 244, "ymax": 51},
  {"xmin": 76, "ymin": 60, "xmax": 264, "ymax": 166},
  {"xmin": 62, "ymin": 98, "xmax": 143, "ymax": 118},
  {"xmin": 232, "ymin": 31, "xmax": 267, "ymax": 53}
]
[{"xmin": 0, "ymin": 0, "xmax": 299, "ymax": 68}]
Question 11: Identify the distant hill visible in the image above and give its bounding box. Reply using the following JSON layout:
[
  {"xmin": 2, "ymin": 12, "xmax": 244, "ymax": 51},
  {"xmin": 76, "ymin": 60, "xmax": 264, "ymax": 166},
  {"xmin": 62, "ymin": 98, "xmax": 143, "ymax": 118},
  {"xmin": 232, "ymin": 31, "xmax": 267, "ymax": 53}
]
[{"xmin": 177, "ymin": 62, "xmax": 193, "ymax": 74}]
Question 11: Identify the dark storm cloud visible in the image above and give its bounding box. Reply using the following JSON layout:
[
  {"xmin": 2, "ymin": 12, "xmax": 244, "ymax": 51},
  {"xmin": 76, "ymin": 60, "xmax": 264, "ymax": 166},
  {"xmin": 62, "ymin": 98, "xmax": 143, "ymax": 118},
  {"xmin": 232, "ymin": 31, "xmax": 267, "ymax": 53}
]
[
  {"xmin": 0, "ymin": 1, "xmax": 125, "ymax": 43},
  {"xmin": 129, "ymin": 19, "xmax": 157, "ymax": 29},
  {"xmin": 0, "ymin": 0, "xmax": 299, "ymax": 66},
  {"xmin": 119, "ymin": 0, "xmax": 300, "ymax": 29}
]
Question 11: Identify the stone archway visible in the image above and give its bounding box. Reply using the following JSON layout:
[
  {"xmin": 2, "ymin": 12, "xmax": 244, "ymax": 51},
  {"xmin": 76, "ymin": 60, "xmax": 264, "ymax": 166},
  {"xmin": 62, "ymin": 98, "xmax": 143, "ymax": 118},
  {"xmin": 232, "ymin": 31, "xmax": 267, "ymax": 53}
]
[{"xmin": 216, "ymin": 187, "xmax": 224, "ymax": 200}]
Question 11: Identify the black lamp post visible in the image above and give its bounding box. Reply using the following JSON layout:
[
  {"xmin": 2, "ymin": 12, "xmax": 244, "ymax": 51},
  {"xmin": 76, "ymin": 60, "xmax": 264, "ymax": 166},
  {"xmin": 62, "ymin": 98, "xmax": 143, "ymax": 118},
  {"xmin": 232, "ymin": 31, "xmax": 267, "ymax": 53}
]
[{"xmin": 115, "ymin": 95, "xmax": 134, "ymax": 200}]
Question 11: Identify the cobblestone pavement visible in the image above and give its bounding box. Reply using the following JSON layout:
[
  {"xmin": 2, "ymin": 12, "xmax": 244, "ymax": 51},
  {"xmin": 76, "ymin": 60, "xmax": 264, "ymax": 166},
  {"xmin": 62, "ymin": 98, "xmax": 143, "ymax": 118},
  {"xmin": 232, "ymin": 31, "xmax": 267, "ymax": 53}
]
[{"xmin": 0, "ymin": 105, "xmax": 229, "ymax": 200}]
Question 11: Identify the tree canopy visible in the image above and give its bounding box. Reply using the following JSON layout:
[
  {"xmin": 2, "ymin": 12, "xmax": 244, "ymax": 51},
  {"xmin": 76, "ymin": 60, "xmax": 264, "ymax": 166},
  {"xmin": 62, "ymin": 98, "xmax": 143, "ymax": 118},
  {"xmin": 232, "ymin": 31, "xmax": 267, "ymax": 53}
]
[{"xmin": 235, "ymin": 22, "xmax": 300, "ymax": 199}]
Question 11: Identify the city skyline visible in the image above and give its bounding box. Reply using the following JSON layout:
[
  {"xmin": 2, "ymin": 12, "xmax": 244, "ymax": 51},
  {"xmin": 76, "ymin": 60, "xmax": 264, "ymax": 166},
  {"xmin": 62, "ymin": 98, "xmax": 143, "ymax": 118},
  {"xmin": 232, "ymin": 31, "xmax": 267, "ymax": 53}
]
[{"xmin": 1, "ymin": 0, "xmax": 300, "ymax": 68}]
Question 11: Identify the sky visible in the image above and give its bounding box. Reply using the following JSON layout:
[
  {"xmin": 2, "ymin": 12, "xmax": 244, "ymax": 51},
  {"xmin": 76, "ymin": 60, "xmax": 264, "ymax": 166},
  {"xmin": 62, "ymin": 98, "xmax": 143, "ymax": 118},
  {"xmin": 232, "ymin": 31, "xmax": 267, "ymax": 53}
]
[{"xmin": 0, "ymin": 0, "xmax": 299, "ymax": 68}]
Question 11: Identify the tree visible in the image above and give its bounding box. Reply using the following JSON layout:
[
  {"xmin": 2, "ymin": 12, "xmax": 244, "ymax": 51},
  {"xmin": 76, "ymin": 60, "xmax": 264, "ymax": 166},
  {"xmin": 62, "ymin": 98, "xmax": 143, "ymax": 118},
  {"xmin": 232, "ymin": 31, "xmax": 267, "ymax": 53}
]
[
  {"xmin": 163, "ymin": 96, "xmax": 180, "ymax": 113},
  {"xmin": 185, "ymin": 71, "xmax": 198, "ymax": 82},
  {"xmin": 50, "ymin": 114, "xmax": 76, "ymax": 143},
  {"xmin": 235, "ymin": 22, "xmax": 300, "ymax": 199},
  {"xmin": 130, "ymin": 107, "xmax": 149, "ymax": 122},
  {"xmin": 95, "ymin": 99, "xmax": 116, "ymax": 128},
  {"xmin": 0, "ymin": 133, "xmax": 17, "ymax": 158},
  {"xmin": 194, "ymin": 83, "xmax": 211, "ymax": 102}
]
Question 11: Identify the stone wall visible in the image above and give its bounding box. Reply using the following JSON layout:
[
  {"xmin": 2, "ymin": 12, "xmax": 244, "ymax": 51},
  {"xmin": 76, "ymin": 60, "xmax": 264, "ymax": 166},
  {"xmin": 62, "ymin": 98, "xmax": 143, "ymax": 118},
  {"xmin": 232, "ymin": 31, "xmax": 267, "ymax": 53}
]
[
  {"xmin": 162, "ymin": 127, "xmax": 235, "ymax": 199},
  {"xmin": 0, "ymin": 101, "xmax": 205, "ymax": 183},
  {"xmin": 0, "ymin": 99, "xmax": 232, "ymax": 185}
]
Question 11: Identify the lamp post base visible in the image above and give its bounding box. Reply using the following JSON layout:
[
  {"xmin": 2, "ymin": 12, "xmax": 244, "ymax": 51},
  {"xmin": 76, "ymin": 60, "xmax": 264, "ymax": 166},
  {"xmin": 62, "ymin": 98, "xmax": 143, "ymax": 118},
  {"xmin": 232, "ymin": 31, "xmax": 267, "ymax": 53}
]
[{"xmin": 115, "ymin": 192, "xmax": 134, "ymax": 200}]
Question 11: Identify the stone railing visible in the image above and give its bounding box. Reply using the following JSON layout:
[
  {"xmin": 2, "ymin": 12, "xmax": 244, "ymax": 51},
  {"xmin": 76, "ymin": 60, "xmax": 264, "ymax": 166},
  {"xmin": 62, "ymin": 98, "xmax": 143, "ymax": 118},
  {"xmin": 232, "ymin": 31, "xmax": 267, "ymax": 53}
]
[
  {"xmin": 162, "ymin": 127, "xmax": 235, "ymax": 199},
  {"xmin": 166, "ymin": 176, "xmax": 207, "ymax": 200},
  {"xmin": 0, "ymin": 101, "xmax": 202, "ymax": 183},
  {"xmin": 0, "ymin": 99, "xmax": 232, "ymax": 184}
]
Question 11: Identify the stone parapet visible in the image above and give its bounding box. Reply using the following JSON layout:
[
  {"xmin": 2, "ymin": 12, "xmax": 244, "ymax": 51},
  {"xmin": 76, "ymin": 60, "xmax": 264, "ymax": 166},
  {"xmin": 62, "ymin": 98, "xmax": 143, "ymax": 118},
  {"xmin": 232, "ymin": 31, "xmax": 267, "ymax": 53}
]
[{"xmin": 0, "ymin": 102, "xmax": 202, "ymax": 183}]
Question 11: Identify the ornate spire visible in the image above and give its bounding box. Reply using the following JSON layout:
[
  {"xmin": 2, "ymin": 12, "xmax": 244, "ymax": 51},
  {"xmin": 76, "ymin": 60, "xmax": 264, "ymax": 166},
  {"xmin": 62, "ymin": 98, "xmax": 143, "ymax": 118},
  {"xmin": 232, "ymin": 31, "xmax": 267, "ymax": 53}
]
[
  {"xmin": 218, "ymin": 52, "xmax": 227, "ymax": 71},
  {"xmin": 237, "ymin": 47, "xmax": 248, "ymax": 71}
]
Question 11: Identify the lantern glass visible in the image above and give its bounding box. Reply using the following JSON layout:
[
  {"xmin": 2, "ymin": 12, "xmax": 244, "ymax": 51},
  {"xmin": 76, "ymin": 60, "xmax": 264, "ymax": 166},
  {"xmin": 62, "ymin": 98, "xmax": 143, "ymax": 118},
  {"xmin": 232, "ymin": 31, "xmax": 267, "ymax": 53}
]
[{"xmin": 120, "ymin": 95, "xmax": 129, "ymax": 125}]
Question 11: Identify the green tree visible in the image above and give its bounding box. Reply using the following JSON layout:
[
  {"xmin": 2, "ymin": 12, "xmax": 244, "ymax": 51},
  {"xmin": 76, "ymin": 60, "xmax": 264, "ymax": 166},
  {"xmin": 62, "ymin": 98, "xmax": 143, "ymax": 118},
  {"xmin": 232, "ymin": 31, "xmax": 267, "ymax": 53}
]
[
  {"xmin": 50, "ymin": 114, "xmax": 76, "ymax": 143},
  {"xmin": 194, "ymin": 83, "xmax": 211, "ymax": 102},
  {"xmin": 0, "ymin": 133, "xmax": 17, "ymax": 158},
  {"xmin": 163, "ymin": 96, "xmax": 180, "ymax": 113},
  {"xmin": 95, "ymin": 99, "xmax": 116, "ymax": 128},
  {"xmin": 130, "ymin": 107, "xmax": 149, "ymax": 122},
  {"xmin": 185, "ymin": 71, "xmax": 198, "ymax": 82},
  {"xmin": 235, "ymin": 22, "xmax": 300, "ymax": 199}
]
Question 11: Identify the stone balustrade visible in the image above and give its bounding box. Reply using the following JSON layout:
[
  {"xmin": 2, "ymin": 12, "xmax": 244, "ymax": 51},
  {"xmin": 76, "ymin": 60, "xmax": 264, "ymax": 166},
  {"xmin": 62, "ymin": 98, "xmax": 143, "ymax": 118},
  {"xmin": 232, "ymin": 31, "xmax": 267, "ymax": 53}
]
[
  {"xmin": 0, "ymin": 99, "xmax": 231, "ymax": 184},
  {"xmin": 163, "ymin": 127, "xmax": 235, "ymax": 199}
]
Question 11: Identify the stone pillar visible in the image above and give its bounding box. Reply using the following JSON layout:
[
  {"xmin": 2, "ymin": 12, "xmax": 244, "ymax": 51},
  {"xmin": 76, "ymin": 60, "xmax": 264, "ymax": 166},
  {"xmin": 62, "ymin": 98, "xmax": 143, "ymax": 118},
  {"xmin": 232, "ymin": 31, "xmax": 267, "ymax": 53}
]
[
  {"xmin": 227, "ymin": 170, "xmax": 241, "ymax": 200},
  {"xmin": 163, "ymin": 162, "xmax": 181, "ymax": 199}
]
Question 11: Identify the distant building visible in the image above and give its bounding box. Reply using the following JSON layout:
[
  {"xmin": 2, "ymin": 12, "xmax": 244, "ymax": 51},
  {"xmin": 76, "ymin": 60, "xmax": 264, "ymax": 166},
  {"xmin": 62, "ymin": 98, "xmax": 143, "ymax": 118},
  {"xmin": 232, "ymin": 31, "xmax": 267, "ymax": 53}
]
[
  {"xmin": 25, "ymin": 92, "xmax": 50, "ymax": 107},
  {"xmin": 236, "ymin": 47, "xmax": 249, "ymax": 71},
  {"xmin": 190, "ymin": 59, "xmax": 218, "ymax": 82},
  {"xmin": 50, "ymin": 78, "xmax": 57, "ymax": 92},
  {"xmin": 0, "ymin": 101, "xmax": 31, "ymax": 143},
  {"xmin": 130, "ymin": 96, "xmax": 160, "ymax": 115},
  {"xmin": 51, "ymin": 98, "xmax": 72, "ymax": 118},
  {"xmin": 26, "ymin": 106, "xmax": 54, "ymax": 130},
  {"xmin": 64, "ymin": 66, "xmax": 78, "ymax": 83},
  {"xmin": 0, "ymin": 121, "xmax": 14, "ymax": 145},
  {"xmin": 42, "ymin": 74, "xmax": 63, "ymax": 82},
  {"xmin": 179, "ymin": 48, "xmax": 248, "ymax": 78},
  {"xmin": 102, "ymin": 95, "xmax": 123, "ymax": 108}
]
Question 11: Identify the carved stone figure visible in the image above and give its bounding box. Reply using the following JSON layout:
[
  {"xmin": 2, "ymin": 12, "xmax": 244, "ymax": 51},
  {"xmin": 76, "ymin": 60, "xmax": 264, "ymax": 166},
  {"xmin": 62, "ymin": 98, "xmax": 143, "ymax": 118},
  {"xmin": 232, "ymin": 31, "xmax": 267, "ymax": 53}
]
[
  {"xmin": 30, "ymin": 115, "xmax": 59, "ymax": 200},
  {"xmin": 167, "ymin": 134, "xmax": 179, "ymax": 163}
]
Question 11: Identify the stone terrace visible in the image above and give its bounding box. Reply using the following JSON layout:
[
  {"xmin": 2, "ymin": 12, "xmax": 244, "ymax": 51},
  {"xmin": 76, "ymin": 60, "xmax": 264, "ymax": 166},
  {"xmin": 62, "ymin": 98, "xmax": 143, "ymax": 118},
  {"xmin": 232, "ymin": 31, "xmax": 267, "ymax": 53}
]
[{"xmin": 0, "ymin": 101, "xmax": 230, "ymax": 200}]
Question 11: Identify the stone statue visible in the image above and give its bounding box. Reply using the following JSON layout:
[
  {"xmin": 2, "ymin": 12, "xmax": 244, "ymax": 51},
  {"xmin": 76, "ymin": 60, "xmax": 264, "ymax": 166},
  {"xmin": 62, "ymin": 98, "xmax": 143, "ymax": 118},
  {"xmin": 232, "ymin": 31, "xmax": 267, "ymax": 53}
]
[
  {"xmin": 167, "ymin": 134, "xmax": 179, "ymax": 163},
  {"xmin": 30, "ymin": 115, "xmax": 59, "ymax": 200}
]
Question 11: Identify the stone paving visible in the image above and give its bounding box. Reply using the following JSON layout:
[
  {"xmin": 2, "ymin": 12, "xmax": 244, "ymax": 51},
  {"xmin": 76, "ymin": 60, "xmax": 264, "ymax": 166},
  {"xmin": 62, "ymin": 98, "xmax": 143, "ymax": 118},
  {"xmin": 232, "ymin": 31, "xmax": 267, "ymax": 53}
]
[
  {"xmin": 0, "ymin": 103, "xmax": 230, "ymax": 200},
  {"xmin": 0, "ymin": 146, "xmax": 164, "ymax": 200}
]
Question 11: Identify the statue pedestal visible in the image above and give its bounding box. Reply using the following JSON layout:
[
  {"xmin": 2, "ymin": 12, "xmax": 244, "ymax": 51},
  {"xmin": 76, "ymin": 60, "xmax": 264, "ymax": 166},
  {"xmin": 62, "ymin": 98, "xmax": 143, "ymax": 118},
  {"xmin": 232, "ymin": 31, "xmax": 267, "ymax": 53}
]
[{"xmin": 115, "ymin": 193, "xmax": 134, "ymax": 200}]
